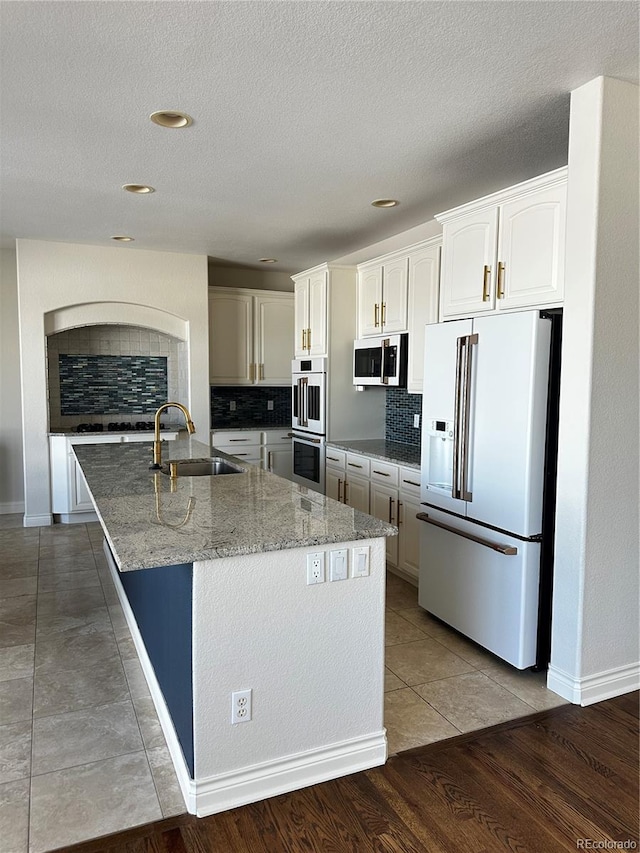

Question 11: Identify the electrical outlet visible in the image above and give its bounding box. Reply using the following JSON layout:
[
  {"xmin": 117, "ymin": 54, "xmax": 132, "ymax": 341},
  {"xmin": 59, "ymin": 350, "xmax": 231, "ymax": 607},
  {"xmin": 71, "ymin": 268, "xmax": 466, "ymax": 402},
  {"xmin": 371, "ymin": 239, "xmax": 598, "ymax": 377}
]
[
  {"xmin": 229, "ymin": 401, "xmax": 236, "ymax": 411},
  {"xmin": 267, "ymin": 400, "xmax": 274, "ymax": 411},
  {"xmin": 306, "ymin": 551, "xmax": 325, "ymax": 584},
  {"xmin": 330, "ymin": 548, "xmax": 348, "ymax": 581},
  {"xmin": 352, "ymin": 545, "xmax": 370, "ymax": 578},
  {"xmin": 231, "ymin": 688, "xmax": 252, "ymax": 724},
  {"xmin": 413, "ymin": 414, "xmax": 420, "ymax": 429}
]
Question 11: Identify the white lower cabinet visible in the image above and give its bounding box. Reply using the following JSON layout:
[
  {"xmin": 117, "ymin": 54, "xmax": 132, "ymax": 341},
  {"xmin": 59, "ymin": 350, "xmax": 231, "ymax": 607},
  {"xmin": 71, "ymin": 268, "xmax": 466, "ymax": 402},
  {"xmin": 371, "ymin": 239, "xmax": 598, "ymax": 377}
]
[
  {"xmin": 211, "ymin": 429, "xmax": 293, "ymax": 479},
  {"xmin": 325, "ymin": 448, "xmax": 421, "ymax": 579},
  {"xmin": 50, "ymin": 432, "xmax": 178, "ymax": 523}
]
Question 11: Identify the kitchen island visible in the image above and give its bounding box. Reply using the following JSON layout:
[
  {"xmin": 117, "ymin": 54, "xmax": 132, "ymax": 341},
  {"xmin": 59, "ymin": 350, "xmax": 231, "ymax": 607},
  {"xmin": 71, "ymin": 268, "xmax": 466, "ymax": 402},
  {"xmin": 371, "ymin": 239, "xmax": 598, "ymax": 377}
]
[{"xmin": 73, "ymin": 437, "xmax": 395, "ymax": 817}]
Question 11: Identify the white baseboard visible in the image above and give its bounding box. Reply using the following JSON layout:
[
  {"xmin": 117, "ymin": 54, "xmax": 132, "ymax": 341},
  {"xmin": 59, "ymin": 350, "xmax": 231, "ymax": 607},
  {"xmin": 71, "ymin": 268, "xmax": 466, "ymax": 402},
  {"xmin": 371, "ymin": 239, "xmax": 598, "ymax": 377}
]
[
  {"xmin": 547, "ymin": 661, "xmax": 640, "ymax": 706},
  {"xmin": 104, "ymin": 541, "xmax": 388, "ymax": 818},
  {"xmin": 0, "ymin": 501, "xmax": 24, "ymax": 515},
  {"xmin": 387, "ymin": 563, "xmax": 418, "ymax": 587},
  {"xmin": 193, "ymin": 732, "xmax": 387, "ymax": 817},
  {"xmin": 54, "ymin": 511, "xmax": 99, "ymax": 524},
  {"xmin": 23, "ymin": 513, "xmax": 52, "ymax": 527}
]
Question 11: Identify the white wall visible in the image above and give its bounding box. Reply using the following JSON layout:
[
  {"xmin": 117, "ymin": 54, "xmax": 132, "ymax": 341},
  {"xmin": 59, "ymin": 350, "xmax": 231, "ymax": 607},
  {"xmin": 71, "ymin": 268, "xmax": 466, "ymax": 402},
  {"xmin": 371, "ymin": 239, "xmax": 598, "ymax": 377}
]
[
  {"xmin": 0, "ymin": 248, "xmax": 24, "ymax": 513},
  {"xmin": 549, "ymin": 77, "xmax": 639, "ymax": 704},
  {"xmin": 16, "ymin": 240, "xmax": 209, "ymax": 525},
  {"xmin": 208, "ymin": 265, "xmax": 294, "ymax": 292}
]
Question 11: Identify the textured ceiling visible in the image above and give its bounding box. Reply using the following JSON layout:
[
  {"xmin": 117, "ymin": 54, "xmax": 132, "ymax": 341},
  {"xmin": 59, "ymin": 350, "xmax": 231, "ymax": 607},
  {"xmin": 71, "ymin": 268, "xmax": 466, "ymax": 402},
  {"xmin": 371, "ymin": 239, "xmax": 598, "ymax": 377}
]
[{"xmin": 0, "ymin": 1, "xmax": 637, "ymax": 272}]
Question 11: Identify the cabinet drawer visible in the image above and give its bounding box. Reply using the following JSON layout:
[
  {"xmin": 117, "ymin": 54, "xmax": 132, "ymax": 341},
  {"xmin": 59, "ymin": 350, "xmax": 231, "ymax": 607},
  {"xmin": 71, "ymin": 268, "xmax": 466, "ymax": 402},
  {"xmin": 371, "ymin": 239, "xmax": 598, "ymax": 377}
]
[
  {"xmin": 215, "ymin": 444, "xmax": 261, "ymax": 462},
  {"xmin": 211, "ymin": 430, "xmax": 262, "ymax": 446},
  {"xmin": 346, "ymin": 453, "xmax": 370, "ymax": 477},
  {"xmin": 325, "ymin": 448, "xmax": 346, "ymax": 470},
  {"xmin": 261, "ymin": 429, "xmax": 291, "ymax": 443},
  {"xmin": 370, "ymin": 459, "xmax": 398, "ymax": 485},
  {"xmin": 399, "ymin": 466, "xmax": 421, "ymax": 496}
]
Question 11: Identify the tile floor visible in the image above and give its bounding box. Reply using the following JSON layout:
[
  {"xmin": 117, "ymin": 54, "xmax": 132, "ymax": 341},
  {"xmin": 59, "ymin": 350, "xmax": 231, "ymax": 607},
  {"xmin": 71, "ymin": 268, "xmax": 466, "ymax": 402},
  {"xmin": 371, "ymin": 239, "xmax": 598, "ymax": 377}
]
[
  {"xmin": 0, "ymin": 515, "xmax": 567, "ymax": 852},
  {"xmin": 383, "ymin": 571, "xmax": 567, "ymax": 754},
  {"xmin": 0, "ymin": 515, "xmax": 184, "ymax": 853}
]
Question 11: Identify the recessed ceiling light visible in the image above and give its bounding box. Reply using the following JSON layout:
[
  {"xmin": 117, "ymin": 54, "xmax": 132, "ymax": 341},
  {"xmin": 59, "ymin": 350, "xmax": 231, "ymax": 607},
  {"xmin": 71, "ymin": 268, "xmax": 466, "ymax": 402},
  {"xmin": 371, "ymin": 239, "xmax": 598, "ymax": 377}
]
[
  {"xmin": 122, "ymin": 184, "xmax": 155, "ymax": 194},
  {"xmin": 371, "ymin": 198, "xmax": 399, "ymax": 208},
  {"xmin": 258, "ymin": 258, "xmax": 278, "ymax": 263},
  {"xmin": 111, "ymin": 235, "xmax": 134, "ymax": 242},
  {"xmin": 150, "ymin": 110, "xmax": 193, "ymax": 128}
]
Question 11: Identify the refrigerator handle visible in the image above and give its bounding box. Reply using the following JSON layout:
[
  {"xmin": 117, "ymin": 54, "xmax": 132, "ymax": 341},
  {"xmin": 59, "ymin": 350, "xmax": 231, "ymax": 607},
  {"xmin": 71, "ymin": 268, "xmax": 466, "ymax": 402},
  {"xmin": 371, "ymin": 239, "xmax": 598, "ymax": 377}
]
[
  {"xmin": 459, "ymin": 333, "xmax": 478, "ymax": 502},
  {"xmin": 416, "ymin": 513, "xmax": 517, "ymax": 555},
  {"xmin": 452, "ymin": 336, "xmax": 465, "ymax": 499}
]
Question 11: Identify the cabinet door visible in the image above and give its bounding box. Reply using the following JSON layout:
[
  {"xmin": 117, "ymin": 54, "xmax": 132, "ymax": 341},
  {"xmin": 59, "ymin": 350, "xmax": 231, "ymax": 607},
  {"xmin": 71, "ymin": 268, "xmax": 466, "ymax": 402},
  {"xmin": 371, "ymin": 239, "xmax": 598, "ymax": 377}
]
[
  {"xmin": 357, "ymin": 265, "xmax": 383, "ymax": 337},
  {"xmin": 307, "ymin": 271, "xmax": 327, "ymax": 356},
  {"xmin": 398, "ymin": 494, "xmax": 421, "ymax": 582},
  {"xmin": 344, "ymin": 474, "xmax": 370, "ymax": 514},
  {"xmin": 497, "ymin": 182, "xmax": 567, "ymax": 310},
  {"xmin": 209, "ymin": 291, "xmax": 253, "ymax": 384},
  {"xmin": 370, "ymin": 482, "xmax": 399, "ymax": 566},
  {"xmin": 325, "ymin": 468, "xmax": 344, "ymax": 503},
  {"xmin": 70, "ymin": 455, "xmax": 94, "ymax": 512},
  {"xmin": 407, "ymin": 244, "xmax": 441, "ymax": 393},
  {"xmin": 440, "ymin": 207, "xmax": 499, "ymax": 319},
  {"xmin": 381, "ymin": 258, "xmax": 408, "ymax": 332},
  {"xmin": 294, "ymin": 280, "xmax": 310, "ymax": 357},
  {"xmin": 254, "ymin": 294, "xmax": 294, "ymax": 385},
  {"xmin": 262, "ymin": 445, "xmax": 292, "ymax": 480}
]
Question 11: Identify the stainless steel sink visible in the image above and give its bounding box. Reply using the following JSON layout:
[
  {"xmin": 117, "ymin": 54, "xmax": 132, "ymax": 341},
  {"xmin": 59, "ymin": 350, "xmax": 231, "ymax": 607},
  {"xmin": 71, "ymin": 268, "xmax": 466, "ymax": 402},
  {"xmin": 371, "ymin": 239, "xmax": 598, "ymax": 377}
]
[{"xmin": 161, "ymin": 457, "xmax": 246, "ymax": 477}]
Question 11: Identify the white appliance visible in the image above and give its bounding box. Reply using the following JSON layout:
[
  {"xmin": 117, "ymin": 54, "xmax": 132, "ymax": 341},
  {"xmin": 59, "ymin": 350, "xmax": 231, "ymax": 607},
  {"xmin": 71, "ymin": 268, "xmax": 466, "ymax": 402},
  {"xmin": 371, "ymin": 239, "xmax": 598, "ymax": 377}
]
[
  {"xmin": 353, "ymin": 334, "xmax": 408, "ymax": 387},
  {"xmin": 291, "ymin": 357, "xmax": 326, "ymax": 493},
  {"xmin": 418, "ymin": 310, "xmax": 561, "ymax": 669}
]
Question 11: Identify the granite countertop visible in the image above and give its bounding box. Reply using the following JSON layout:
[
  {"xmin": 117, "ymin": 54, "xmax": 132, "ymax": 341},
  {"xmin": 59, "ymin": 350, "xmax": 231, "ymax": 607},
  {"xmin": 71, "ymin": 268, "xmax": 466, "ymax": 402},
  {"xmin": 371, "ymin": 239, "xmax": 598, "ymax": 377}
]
[
  {"xmin": 73, "ymin": 437, "xmax": 396, "ymax": 572},
  {"xmin": 49, "ymin": 428, "xmax": 181, "ymax": 437},
  {"xmin": 326, "ymin": 439, "xmax": 421, "ymax": 469},
  {"xmin": 210, "ymin": 425, "xmax": 290, "ymax": 432}
]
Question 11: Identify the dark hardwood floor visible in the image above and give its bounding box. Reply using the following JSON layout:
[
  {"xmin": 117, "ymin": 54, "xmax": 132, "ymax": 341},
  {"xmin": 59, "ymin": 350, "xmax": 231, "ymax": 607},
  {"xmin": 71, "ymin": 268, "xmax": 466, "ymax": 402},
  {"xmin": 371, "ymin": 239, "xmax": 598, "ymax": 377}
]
[{"xmin": 58, "ymin": 692, "xmax": 639, "ymax": 853}]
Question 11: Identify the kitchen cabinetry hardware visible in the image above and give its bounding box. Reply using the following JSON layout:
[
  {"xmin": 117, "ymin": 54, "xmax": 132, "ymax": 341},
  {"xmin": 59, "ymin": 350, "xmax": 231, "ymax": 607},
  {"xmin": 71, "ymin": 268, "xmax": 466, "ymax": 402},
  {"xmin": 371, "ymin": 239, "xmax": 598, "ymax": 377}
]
[
  {"xmin": 327, "ymin": 455, "xmax": 340, "ymax": 462},
  {"xmin": 267, "ymin": 451, "xmax": 273, "ymax": 470},
  {"xmin": 381, "ymin": 302, "xmax": 386, "ymax": 325},
  {"xmin": 497, "ymin": 262, "xmax": 505, "ymax": 299},
  {"xmin": 398, "ymin": 500, "xmax": 403, "ymax": 525},
  {"xmin": 344, "ymin": 481, "xmax": 349, "ymax": 503},
  {"xmin": 259, "ymin": 363, "xmax": 265, "ymax": 380},
  {"xmin": 373, "ymin": 469, "xmax": 390, "ymax": 477},
  {"xmin": 403, "ymin": 479, "xmax": 420, "ymax": 487},
  {"xmin": 229, "ymin": 438, "xmax": 249, "ymax": 442},
  {"xmin": 348, "ymin": 462, "xmax": 363, "ymax": 468},
  {"xmin": 417, "ymin": 512, "xmax": 517, "ymax": 555},
  {"xmin": 307, "ymin": 328, "xmax": 311, "ymax": 349},
  {"xmin": 374, "ymin": 303, "xmax": 380, "ymax": 327},
  {"xmin": 388, "ymin": 496, "xmax": 394, "ymax": 523},
  {"xmin": 249, "ymin": 362, "xmax": 254, "ymax": 381},
  {"xmin": 338, "ymin": 478, "xmax": 343, "ymax": 502},
  {"xmin": 302, "ymin": 329, "xmax": 307, "ymax": 350},
  {"xmin": 482, "ymin": 265, "xmax": 491, "ymax": 301}
]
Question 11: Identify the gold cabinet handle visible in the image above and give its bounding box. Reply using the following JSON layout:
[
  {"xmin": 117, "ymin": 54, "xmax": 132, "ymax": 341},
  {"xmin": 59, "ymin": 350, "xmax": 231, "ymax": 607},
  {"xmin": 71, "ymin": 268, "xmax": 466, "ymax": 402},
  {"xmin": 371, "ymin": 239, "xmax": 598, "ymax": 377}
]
[
  {"xmin": 374, "ymin": 303, "xmax": 380, "ymax": 327},
  {"xmin": 307, "ymin": 328, "xmax": 311, "ymax": 350},
  {"xmin": 381, "ymin": 302, "xmax": 386, "ymax": 326},
  {"xmin": 302, "ymin": 328, "xmax": 307, "ymax": 350},
  {"xmin": 482, "ymin": 265, "xmax": 491, "ymax": 301},
  {"xmin": 497, "ymin": 262, "xmax": 505, "ymax": 299}
]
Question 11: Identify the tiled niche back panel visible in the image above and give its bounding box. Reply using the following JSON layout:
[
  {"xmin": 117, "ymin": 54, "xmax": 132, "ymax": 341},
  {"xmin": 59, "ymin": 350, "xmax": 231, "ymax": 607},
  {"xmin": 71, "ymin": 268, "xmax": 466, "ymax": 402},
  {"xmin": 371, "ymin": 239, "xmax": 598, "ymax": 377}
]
[
  {"xmin": 386, "ymin": 388, "xmax": 423, "ymax": 446},
  {"xmin": 47, "ymin": 325, "xmax": 187, "ymax": 430},
  {"xmin": 59, "ymin": 354, "xmax": 168, "ymax": 415}
]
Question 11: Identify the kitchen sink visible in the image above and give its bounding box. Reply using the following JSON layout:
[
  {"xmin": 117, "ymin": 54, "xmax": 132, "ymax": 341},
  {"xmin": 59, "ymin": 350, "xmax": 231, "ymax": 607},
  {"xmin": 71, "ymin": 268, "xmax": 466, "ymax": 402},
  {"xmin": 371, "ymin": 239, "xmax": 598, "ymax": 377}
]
[{"xmin": 161, "ymin": 457, "xmax": 246, "ymax": 477}]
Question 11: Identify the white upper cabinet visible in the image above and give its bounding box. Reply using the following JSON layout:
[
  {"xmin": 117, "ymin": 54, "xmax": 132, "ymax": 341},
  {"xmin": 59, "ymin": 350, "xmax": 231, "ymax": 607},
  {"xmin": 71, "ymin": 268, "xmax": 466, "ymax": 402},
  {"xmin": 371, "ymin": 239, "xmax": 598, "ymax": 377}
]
[
  {"xmin": 406, "ymin": 242, "xmax": 441, "ymax": 394},
  {"xmin": 209, "ymin": 288, "xmax": 294, "ymax": 385},
  {"xmin": 293, "ymin": 269, "xmax": 327, "ymax": 356},
  {"xmin": 357, "ymin": 257, "xmax": 408, "ymax": 337},
  {"xmin": 437, "ymin": 168, "xmax": 567, "ymax": 320}
]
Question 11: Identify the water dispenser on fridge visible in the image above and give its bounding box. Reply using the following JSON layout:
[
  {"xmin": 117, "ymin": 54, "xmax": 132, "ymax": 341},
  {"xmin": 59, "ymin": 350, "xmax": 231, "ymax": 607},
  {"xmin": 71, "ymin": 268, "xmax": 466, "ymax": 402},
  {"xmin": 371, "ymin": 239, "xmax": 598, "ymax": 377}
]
[{"xmin": 422, "ymin": 419, "xmax": 454, "ymax": 496}]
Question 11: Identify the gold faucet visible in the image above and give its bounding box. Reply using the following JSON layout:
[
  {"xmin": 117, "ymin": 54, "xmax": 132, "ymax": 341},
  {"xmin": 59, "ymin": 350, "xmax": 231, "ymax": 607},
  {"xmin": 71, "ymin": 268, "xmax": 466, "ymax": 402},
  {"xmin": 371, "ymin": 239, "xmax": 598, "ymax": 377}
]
[{"xmin": 150, "ymin": 402, "xmax": 196, "ymax": 469}]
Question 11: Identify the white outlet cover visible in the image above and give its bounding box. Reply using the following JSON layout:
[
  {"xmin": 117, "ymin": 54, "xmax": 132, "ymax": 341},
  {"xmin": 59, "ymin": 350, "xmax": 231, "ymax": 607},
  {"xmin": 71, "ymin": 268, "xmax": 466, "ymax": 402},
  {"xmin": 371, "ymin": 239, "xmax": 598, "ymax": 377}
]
[{"xmin": 306, "ymin": 551, "xmax": 325, "ymax": 584}]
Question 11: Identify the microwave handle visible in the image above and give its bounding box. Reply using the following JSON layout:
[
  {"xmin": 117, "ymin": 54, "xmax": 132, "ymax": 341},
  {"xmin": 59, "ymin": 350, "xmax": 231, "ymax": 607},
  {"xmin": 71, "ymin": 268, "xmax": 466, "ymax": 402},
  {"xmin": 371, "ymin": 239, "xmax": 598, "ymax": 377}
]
[{"xmin": 381, "ymin": 338, "xmax": 389, "ymax": 385}]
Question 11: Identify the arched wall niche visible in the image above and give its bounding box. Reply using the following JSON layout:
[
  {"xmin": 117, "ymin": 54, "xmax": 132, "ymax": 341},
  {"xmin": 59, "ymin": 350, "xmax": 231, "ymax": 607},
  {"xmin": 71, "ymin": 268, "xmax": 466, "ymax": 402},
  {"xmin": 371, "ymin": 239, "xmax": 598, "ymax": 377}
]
[{"xmin": 44, "ymin": 302, "xmax": 188, "ymax": 340}]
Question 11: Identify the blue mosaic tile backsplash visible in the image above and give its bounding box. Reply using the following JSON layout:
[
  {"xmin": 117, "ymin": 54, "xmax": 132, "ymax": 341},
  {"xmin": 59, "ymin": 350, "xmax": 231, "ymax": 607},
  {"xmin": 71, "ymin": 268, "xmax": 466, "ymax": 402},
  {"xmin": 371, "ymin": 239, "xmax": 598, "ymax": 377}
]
[
  {"xmin": 386, "ymin": 388, "xmax": 423, "ymax": 446},
  {"xmin": 211, "ymin": 386, "xmax": 291, "ymax": 428},
  {"xmin": 59, "ymin": 354, "xmax": 168, "ymax": 415}
]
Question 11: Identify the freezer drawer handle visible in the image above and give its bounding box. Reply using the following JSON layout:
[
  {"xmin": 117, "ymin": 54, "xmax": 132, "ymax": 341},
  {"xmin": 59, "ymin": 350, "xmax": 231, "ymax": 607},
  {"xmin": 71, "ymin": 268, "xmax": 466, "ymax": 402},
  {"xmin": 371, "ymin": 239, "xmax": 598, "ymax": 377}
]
[{"xmin": 416, "ymin": 513, "xmax": 518, "ymax": 555}]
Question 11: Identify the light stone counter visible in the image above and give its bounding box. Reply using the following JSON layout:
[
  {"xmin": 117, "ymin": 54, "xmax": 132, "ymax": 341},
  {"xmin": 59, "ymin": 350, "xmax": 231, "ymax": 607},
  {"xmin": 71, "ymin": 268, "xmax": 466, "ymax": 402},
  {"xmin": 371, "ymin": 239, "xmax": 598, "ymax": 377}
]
[
  {"xmin": 326, "ymin": 439, "xmax": 421, "ymax": 469},
  {"xmin": 73, "ymin": 437, "xmax": 396, "ymax": 571}
]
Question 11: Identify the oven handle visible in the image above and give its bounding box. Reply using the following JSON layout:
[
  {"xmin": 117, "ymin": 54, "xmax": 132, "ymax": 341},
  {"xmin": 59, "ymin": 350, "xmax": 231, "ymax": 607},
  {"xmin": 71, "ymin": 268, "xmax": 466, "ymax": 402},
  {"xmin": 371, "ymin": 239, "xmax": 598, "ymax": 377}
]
[{"xmin": 290, "ymin": 432, "xmax": 323, "ymax": 444}]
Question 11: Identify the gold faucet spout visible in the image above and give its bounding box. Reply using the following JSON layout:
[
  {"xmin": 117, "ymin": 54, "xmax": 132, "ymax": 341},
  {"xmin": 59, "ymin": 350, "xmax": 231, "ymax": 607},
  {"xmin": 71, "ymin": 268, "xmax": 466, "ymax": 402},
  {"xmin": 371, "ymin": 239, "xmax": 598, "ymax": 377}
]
[{"xmin": 150, "ymin": 402, "xmax": 196, "ymax": 469}]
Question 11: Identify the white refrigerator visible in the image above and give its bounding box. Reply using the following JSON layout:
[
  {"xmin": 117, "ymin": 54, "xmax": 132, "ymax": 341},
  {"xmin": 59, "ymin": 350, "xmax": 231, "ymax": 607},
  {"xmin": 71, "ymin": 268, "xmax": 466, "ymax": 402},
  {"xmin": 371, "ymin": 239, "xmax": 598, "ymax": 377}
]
[{"xmin": 418, "ymin": 310, "xmax": 559, "ymax": 669}]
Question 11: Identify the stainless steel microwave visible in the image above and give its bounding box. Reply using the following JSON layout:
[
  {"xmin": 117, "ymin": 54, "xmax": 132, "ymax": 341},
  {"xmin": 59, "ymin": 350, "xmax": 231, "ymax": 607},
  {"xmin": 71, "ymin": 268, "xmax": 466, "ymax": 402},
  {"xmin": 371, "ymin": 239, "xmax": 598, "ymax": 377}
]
[{"xmin": 353, "ymin": 334, "xmax": 408, "ymax": 387}]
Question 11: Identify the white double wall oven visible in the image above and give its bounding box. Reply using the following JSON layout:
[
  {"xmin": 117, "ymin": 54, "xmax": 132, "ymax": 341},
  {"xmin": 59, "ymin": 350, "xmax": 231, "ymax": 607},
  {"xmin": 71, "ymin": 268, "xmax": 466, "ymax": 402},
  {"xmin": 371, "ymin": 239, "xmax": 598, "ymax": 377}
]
[{"xmin": 291, "ymin": 357, "xmax": 327, "ymax": 493}]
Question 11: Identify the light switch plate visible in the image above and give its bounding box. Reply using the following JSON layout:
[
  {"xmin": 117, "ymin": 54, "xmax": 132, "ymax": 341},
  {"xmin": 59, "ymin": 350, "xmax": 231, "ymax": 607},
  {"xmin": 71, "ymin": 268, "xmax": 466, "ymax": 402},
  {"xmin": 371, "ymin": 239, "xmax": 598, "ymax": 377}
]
[
  {"xmin": 351, "ymin": 545, "xmax": 370, "ymax": 578},
  {"xmin": 329, "ymin": 548, "xmax": 348, "ymax": 581}
]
